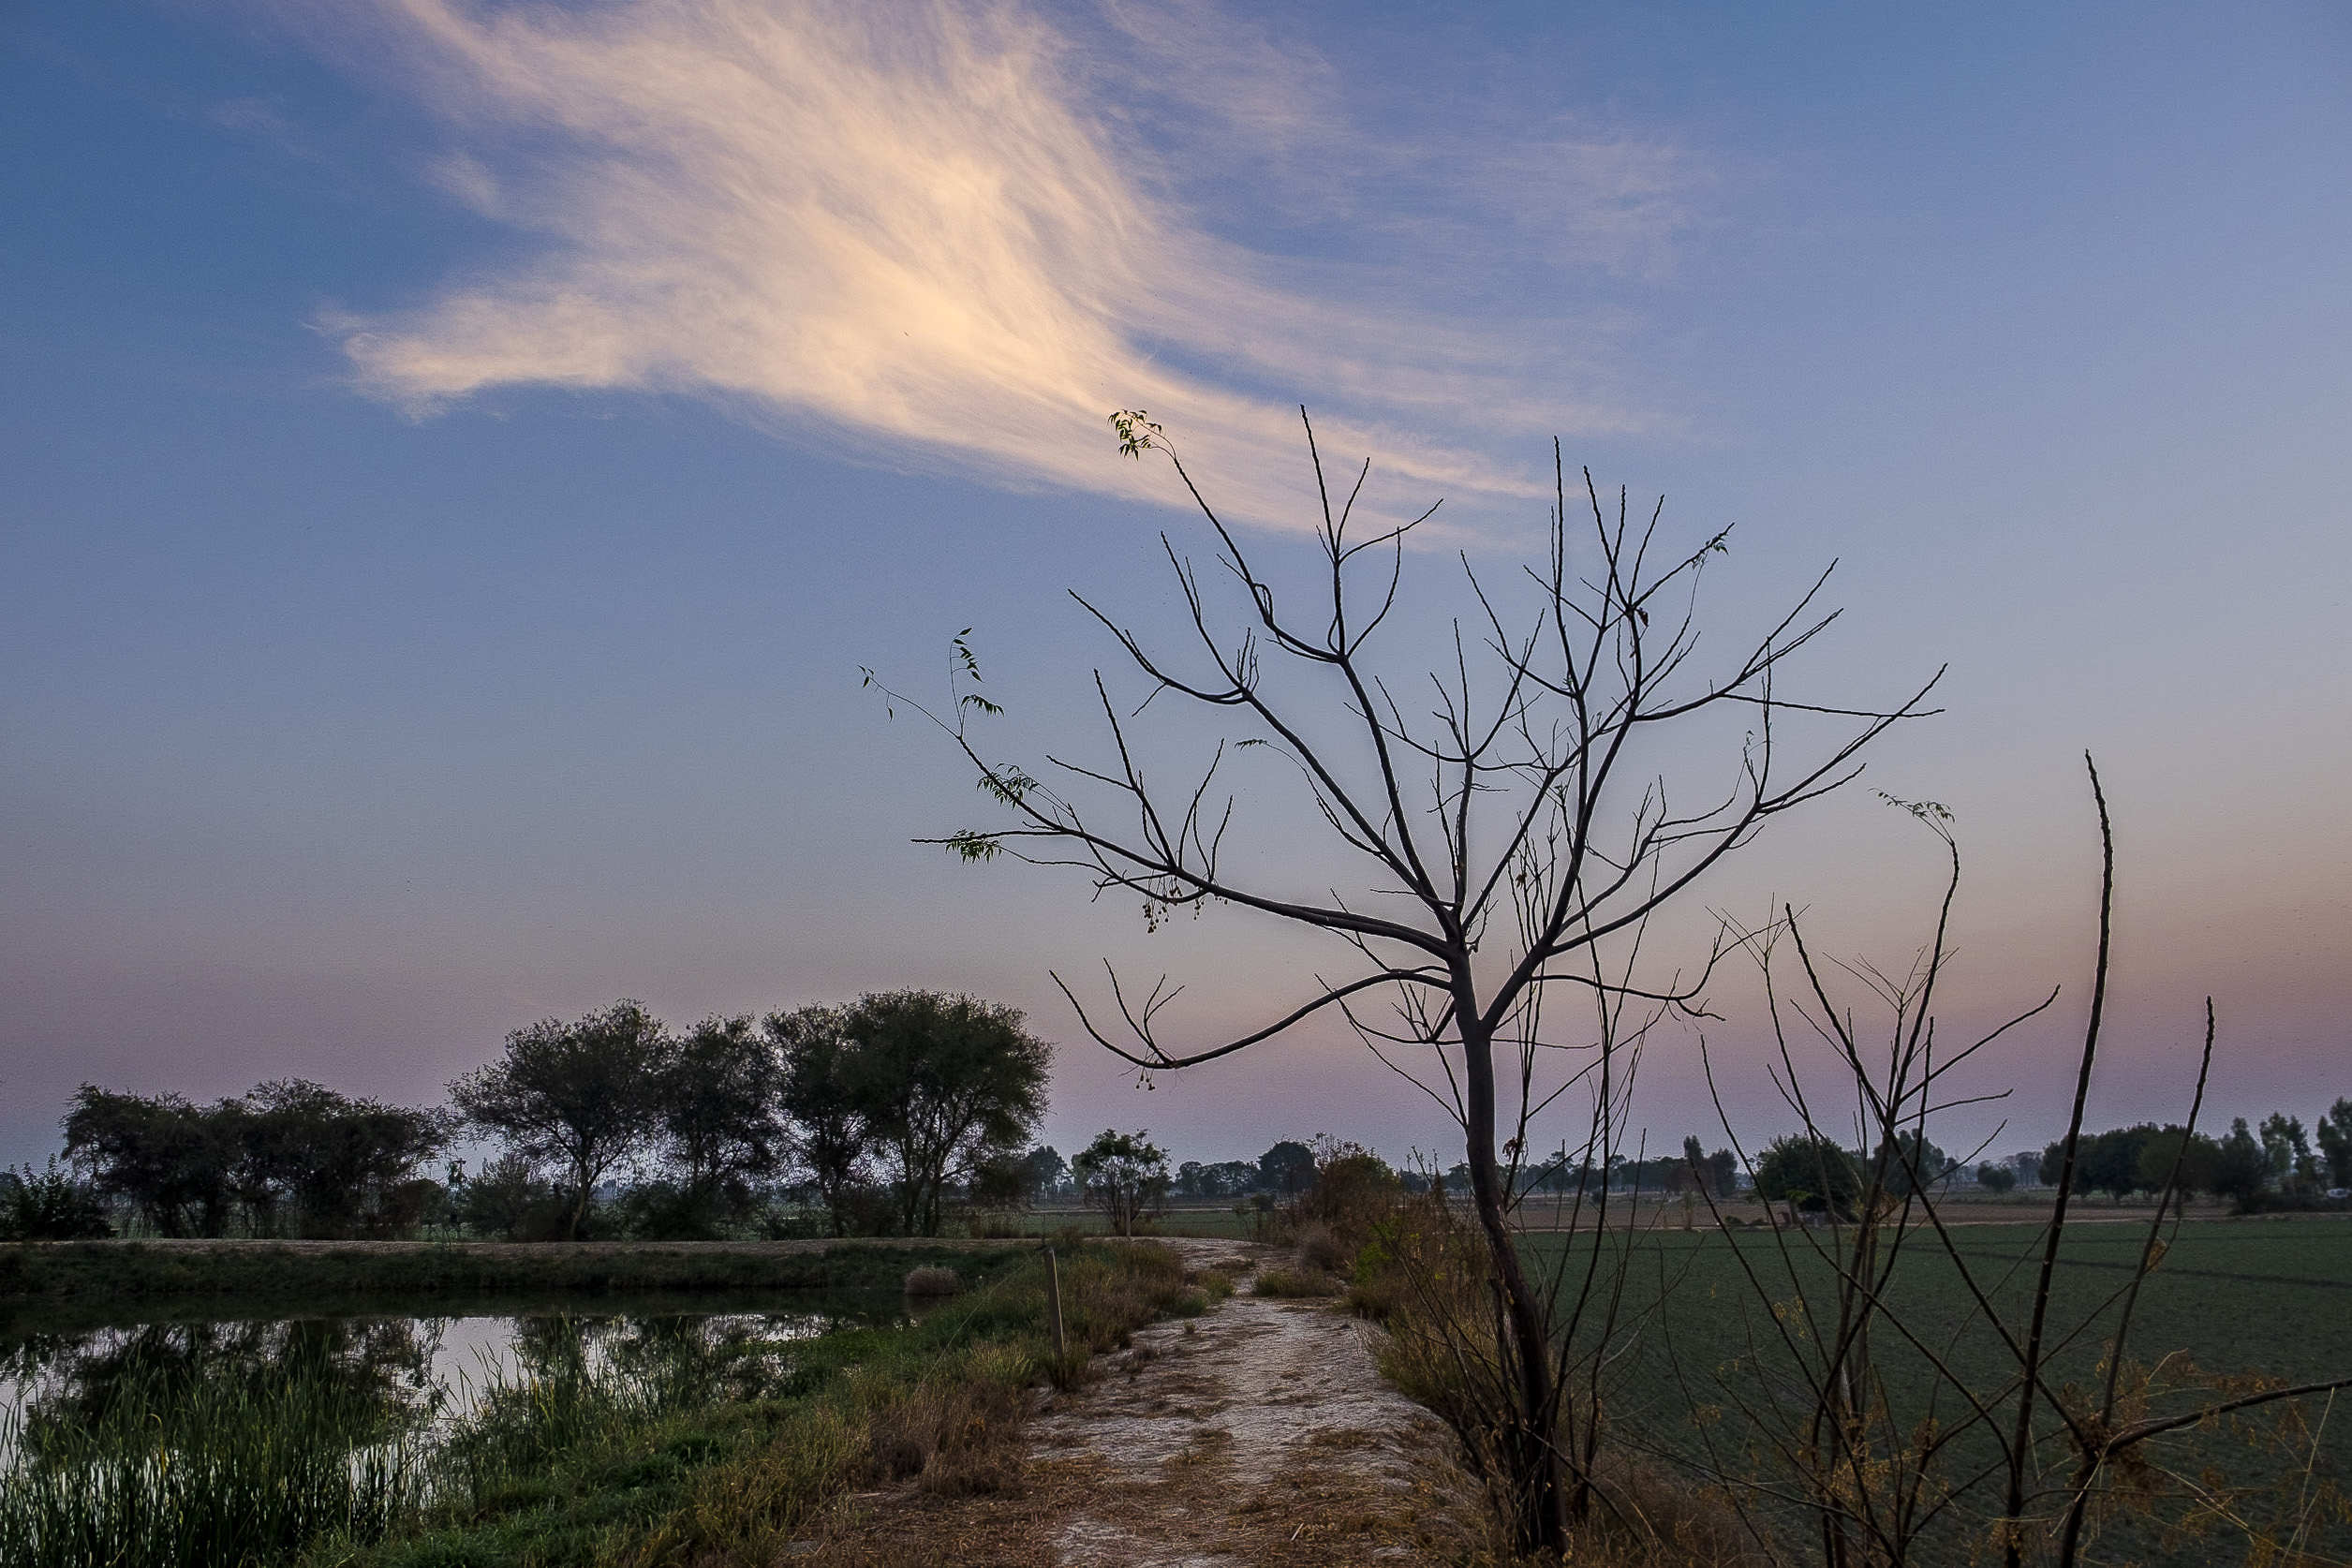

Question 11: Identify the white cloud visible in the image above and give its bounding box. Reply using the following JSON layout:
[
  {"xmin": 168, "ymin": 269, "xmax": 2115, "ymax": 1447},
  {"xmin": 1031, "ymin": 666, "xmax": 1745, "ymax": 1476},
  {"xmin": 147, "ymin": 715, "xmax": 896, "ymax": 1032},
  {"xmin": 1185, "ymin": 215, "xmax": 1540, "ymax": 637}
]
[{"xmin": 320, "ymin": 0, "xmax": 1708, "ymax": 530}]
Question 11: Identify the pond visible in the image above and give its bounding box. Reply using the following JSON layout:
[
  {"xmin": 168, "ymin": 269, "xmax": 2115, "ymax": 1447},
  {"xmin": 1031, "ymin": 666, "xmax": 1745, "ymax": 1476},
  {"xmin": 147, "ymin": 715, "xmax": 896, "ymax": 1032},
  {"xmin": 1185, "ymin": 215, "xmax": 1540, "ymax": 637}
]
[
  {"xmin": 0, "ymin": 1286, "xmax": 912, "ymax": 1449},
  {"xmin": 0, "ymin": 1287, "xmax": 921, "ymax": 1564}
]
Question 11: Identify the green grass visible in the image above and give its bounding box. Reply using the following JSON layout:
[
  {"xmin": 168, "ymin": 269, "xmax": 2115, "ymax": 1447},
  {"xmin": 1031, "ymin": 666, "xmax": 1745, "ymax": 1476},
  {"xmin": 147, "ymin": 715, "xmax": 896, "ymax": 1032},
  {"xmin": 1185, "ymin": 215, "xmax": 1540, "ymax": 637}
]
[
  {"xmin": 1522, "ymin": 1214, "xmax": 2352, "ymax": 1562},
  {"xmin": 0, "ymin": 1357, "xmax": 426, "ymax": 1567}
]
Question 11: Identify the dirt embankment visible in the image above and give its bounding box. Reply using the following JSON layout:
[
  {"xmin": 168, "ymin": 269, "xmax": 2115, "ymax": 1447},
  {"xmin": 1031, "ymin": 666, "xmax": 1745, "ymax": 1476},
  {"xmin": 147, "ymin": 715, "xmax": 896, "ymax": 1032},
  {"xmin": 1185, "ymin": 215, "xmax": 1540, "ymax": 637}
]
[{"xmin": 809, "ymin": 1237, "xmax": 1487, "ymax": 1568}]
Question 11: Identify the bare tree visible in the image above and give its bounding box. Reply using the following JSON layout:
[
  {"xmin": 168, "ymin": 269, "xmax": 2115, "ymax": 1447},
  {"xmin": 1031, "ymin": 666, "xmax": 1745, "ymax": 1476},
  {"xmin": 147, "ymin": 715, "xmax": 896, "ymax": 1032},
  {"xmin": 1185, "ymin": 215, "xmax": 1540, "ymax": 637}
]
[{"xmin": 867, "ymin": 410, "xmax": 1937, "ymax": 1556}]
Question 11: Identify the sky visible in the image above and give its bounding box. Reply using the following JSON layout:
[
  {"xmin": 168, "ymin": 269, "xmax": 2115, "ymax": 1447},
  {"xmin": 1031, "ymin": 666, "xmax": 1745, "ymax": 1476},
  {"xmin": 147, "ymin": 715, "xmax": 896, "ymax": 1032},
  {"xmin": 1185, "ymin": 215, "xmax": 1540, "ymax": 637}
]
[{"xmin": 3, "ymin": 1, "xmax": 2348, "ymax": 1176}]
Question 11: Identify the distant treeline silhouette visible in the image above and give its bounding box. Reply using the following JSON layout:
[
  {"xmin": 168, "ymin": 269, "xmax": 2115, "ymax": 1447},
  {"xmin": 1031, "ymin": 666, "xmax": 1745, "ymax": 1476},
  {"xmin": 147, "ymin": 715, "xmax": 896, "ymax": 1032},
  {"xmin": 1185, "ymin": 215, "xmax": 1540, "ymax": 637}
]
[{"xmin": 11, "ymin": 998, "xmax": 1371, "ymax": 1243}]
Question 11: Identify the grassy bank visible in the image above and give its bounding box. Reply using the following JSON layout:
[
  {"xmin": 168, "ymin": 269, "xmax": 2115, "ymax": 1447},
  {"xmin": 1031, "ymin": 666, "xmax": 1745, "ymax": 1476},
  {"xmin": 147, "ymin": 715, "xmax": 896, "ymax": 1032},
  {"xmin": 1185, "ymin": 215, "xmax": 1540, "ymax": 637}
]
[
  {"xmin": 1, "ymin": 1241, "xmax": 1205, "ymax": 1568},
  {"xmin": 0, "ymin": 1238, "xmax": 1022, "ymax": 1309}
]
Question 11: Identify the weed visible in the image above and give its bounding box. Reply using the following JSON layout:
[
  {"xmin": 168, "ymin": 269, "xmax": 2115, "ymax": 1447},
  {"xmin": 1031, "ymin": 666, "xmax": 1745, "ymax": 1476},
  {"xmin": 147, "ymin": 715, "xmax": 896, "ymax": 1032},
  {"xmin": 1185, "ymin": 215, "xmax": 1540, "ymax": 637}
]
[{"xmin": 1253, "ymin": 1267, "xmax": 1345, "ymax": 1299}]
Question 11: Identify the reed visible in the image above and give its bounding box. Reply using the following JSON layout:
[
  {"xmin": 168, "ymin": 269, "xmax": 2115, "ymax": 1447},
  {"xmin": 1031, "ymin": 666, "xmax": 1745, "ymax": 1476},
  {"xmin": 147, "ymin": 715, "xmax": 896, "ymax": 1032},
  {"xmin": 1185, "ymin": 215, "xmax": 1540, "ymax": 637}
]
[{"xmin": 0, "ymin": 1360, "xmax": 423, "ymax": 1568}]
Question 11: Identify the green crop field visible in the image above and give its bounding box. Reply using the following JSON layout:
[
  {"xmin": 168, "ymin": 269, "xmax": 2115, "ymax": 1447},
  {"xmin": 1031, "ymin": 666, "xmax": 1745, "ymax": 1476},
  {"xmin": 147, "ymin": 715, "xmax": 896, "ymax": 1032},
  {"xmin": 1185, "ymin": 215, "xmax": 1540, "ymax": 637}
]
[{"xmin": 1523, "ymin": 1215, "xmax": 2352, "ymax": 1566}]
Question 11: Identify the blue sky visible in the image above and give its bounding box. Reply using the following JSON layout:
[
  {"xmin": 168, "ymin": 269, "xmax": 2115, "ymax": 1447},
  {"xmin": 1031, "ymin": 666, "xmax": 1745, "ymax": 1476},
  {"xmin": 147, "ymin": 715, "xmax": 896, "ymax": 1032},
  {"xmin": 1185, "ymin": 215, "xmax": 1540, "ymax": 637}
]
[{"xmin": 4, "ymin": 1, "xmax": 2348, "ymax": 1172}]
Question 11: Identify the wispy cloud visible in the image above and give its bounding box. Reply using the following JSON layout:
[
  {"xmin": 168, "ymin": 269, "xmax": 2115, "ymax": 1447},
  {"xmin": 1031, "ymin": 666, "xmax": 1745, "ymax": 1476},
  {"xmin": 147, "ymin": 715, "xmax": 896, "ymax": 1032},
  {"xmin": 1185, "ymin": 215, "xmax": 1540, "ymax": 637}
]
[{"xmin": 318, "ymin": 0, "xmax": 1709, "ymax": 529}]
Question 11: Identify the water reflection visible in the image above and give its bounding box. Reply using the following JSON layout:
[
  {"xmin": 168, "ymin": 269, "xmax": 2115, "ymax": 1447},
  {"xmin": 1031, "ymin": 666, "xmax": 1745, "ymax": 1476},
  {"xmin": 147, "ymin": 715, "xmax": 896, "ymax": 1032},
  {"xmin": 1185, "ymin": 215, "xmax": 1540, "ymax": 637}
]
[{"xmin": 0, "ymin": 1289, "xmax": 907, "ymax": 1454}]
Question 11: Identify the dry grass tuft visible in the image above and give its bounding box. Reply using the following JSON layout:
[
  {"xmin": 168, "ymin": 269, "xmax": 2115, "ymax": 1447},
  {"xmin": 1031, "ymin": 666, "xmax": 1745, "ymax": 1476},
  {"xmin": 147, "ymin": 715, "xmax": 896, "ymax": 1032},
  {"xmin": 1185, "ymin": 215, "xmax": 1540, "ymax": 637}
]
[
  {"xmin": 1294, "ymin": 1222, "xmax": 1350, "ymax": 1274},
  {"xmin": 902, "ymin": 1265, "xmax": 961, "ymax": 1295},
  {"xmin": 1254, "ymin": 1266, "xmax": 1346, "ymax": 1299}
]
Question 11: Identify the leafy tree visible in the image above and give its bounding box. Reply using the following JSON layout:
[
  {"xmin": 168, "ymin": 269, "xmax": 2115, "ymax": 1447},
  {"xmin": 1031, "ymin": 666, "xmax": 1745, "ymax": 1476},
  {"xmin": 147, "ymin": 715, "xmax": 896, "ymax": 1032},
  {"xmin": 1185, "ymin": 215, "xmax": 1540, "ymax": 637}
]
[
  {"xmin": 654, "ymin": 1014, "xmax": 785, "ymax": 1231},
  {"xmin": 1176, "ymin": 1158, "xmax": 1256, "ymax": 1198},
  {"xmin": 766, "ymin": 1003, "xmax": 871, "ymax": 1236},
  {"xmin": 2131, "ymin": 1125, "xmax": 2219, "ymax": 1200},
  {"xmin": 838, "ymin": 990, "xmax": 1050, "ymax": 1236},
  {"xmin": 452, "ymin": 1153, "xmax": 560, "ymax": 1240},
  {"xmin": 1706, "ymin": 1147, "xmax": 1739, "ymax": 1199},
  {"xmin": 1754, "ymin": 1135, "xmax": 1864, "ymax": 1218},
  {"xmin": 2259, "ymin": 1112, "xmax": 2316, "ymax": 1194},
  {"xmin": 1871, "ymin": 1130, "xmax": 1954, "ymax": 1198},
  {"xmin": 2212, "ymin": 1117, "xmax": 2269, "ymax": 1207},
  {"xmin": 1021, "ymin": 1144, "xmax": 1070, "ymax": 1201},
  {"xmin": 63, "ymin": 1086, "xmax": 237, "ymax": 1236},
  {"xmin": 1256, "ymin": 1140, "xmax": 1315, "ymax": 1196},
  {"xmin": 2319, "ymin": 1097, "xmax": 2352, "ymax": 1190},
  {"xmin": 2078, "ymin": 1124, "xmax": 2157, "ymax": 1201},
  {"xmin": 450, "ymin": 999, "xmax": 668, "ymax": 1240},
  {"xmin": 1072, "ymin": 1128, "xmax": 1169, "ymax": 1236},
  {"xmin": 1975, "ymin": 1161, "xmax": 2018, "ymax": 1195},
  {"xmin": 231, "ymin": 1079, "xmax": 451, "ymax": 1237}
]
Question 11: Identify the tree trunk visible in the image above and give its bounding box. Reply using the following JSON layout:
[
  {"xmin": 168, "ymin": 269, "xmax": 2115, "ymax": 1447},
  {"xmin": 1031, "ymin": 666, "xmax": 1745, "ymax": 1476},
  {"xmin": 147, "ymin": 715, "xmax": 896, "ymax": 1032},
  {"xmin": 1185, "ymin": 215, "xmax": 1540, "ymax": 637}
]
[{"xmin": 1461, "ymin": 1018, "xmax": 1570, "ymax": 1560}]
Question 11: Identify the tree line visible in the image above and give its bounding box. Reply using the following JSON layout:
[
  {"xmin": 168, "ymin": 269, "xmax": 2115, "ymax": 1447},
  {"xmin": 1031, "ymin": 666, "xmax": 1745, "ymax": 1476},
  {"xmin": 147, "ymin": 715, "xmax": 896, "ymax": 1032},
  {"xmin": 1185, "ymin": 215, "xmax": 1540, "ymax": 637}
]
[
  {"xmin": 1733, "ymin": 1100, "xmax": 2352, "ymax": 1220},
  {"xmin": 2029, "ymin": 1102, "xmax": 2352, "ymax": 1207},
  {"xmin": 17, "ymin": 992, "xmax": 1051, "ymax": 1242},
  {"xmin": 9, "ymin": 996, "xmax": 1367, "ymax": 1244}
]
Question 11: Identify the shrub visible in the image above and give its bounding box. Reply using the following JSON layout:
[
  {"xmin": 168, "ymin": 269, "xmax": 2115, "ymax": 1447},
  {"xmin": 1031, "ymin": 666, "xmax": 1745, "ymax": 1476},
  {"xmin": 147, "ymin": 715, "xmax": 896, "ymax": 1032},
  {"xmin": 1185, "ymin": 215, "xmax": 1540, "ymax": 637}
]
[
  {"xmin": 0, "ymin": 1160, "xmax": 111, "ymax": 1241},
  {"xmin": 1753, "ymin": 1134, "xmax": 1863, "ymax": 1217},
  {"xmin": 903, "ymin": 1265, "xmax": 961, "ymax": 1295}
]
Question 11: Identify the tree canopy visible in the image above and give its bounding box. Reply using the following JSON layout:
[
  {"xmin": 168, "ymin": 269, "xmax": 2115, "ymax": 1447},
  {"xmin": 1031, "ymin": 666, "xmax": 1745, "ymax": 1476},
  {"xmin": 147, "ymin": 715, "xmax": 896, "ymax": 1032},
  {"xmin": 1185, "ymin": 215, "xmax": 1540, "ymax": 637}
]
[{"xmin": 450, "ymin": 999, "xmax": 667, "ymax": 1239}]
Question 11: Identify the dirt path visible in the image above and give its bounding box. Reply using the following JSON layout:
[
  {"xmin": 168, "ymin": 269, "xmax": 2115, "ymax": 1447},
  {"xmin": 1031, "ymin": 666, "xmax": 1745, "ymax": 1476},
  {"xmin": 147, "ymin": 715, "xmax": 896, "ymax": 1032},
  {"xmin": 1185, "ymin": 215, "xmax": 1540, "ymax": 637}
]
[{"xmin": 811, "ymin": 1238, "xmax": 1487, "ymax": 1567}]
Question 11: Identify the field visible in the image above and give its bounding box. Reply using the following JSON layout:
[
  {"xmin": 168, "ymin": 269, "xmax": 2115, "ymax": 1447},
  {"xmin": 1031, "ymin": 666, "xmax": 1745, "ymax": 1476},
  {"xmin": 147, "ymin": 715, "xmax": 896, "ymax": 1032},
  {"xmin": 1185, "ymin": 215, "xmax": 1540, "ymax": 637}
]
[{"xmin": 1524, "ymin": 1214, "xmax": 2352, "ymax": 1564}]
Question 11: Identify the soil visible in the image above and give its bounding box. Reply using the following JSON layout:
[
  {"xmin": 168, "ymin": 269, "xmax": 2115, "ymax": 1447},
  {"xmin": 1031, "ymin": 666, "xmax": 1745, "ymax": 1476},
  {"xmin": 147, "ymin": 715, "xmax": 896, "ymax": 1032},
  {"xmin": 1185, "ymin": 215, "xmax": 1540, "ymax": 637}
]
[{"xmin": 801, "ymin": 1237, "xmax": 1491, "ymax": 1567}]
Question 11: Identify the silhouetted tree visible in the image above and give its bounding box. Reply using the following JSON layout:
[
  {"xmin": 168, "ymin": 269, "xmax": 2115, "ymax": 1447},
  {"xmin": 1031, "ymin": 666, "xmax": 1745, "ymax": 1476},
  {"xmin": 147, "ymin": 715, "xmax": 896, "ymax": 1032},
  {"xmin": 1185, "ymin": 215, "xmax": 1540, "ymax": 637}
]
[
  {"xmin": 1755, "ymin": 1134, "xmax": 1864, "ymax": 1218},
  {"xmin": 1021, "ymin": 1144, "xmax": 1071, "ymax": 1201},
  {"xmin": 2213, "ymin": 1117, "xmax": 2269, "ymax": 1207},
  {"xmin": 63, "ymin": 1087, "xmax": 236, "ymax": 1236},
  {"xmin": 232, "ymin": 1079, "xmax": 450, "ymax": 1237},
  {"xmin": 766, "ymin": 1003, "xmax": 871, "ymax": 1237},
  {"xmin": 1256, "ymin": 1140, "xmax": 1315, "ymax": 1195},
  {"xmin": 840, "ymin": 990, "xmax": 1050, "ymax": 1236},
  {"xmin": 868, "ymin": 413, "xmax": 1930, "ymax": 1556},
  {"xmin": 450, "ymin": 999, "xmax": 667, "ymax": 1239},
  {"xmin": 2320, "ymin": 1097, "xmax": 2352, "ymax": 1190},
  {"xmin": 654, "ymin": 1014, "xmax": 786, "ymax": 1230},
  {"xmin": 1072, "ymin": 1128, "xmax": 1169, "ymax": 1236}
]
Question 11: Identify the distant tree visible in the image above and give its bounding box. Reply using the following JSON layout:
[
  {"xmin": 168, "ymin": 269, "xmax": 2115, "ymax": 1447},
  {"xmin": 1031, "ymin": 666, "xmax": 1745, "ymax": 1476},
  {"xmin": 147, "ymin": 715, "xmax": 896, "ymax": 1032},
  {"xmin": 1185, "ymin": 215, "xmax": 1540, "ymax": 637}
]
[
  {"xmin": 453, "ymin": 1153, "xmax": 557, "ymax": 1240},
  {"xmin": 1670, "ymin": 1135, "xmax": 1708, "ymax": 1195},
  {"xmin": 1021, "ymin": 1144, "xmax": 1071, "ymax": 1201},
  {"xmin": 2131, "ymin": 1125, "xmax": 2219, "ymax": 1202},
  {"xmin": 655, "ymin": 1014, "xmax": 786, "ymax": 1230},
  {"xmin": 1706, "ymin": 1147, "xmax": 1739, "ymax": 1199},
  {"xmin": 766, "ymin": 1004, "xmax": 871, "ymax": 1236},
  {"xmin": 1073, "ymin": 1128, "xmax": 1169, "ymax": 1236},
  {"xmin": 63, "ymin": 1087, "xmax": 237, "ymax": 1237},
  {"xmin": 1754, "ymin": 1134, "xmax": 1863, "ymax": 1218},
  {"xmin": 2259, "ymin": 1112, "xmax": 2318, "ymax": 1194},
  {"xmin": 231, "ymin": 1080, "xmax": 451, "ymax": 1238},
  {"xmin": 2212, "ymin": 1117, "xmax": 2269, "ymax": 1208},
  {"xmin": 1871, "ymin": 1130, "xmax": 1954, "ymax": 1198},
  {"xmin": 2074, "ymin": 1124, "xmax": 2158, "ymax": 1201},
  {"xmin": 1975, "ymin": 1161, "xmax": 2018, "ymax": 1195},
  {"xmin": 839, "ymin": 990, "xmax": 1050, "ymax": 1237},
  {"xmin": 2319, "ymin": 1098, "xmax": 2352, "ymax": 1190},
  {"xmin": 1257, "ymin": 1140, "xmax": 1315, "ymax": 1196},
  {"xmin": 450, "ymin": 1000, "xmax": 668, "ymax": 1240}
]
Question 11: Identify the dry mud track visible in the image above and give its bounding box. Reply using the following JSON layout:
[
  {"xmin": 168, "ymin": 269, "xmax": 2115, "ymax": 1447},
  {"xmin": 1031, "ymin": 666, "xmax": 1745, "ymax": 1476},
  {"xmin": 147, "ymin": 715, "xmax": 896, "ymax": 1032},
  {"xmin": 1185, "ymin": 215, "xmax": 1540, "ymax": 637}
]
[{"xmin": 806, "ymin": 1238, "xmax": 1487, "ymax": 1568}]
